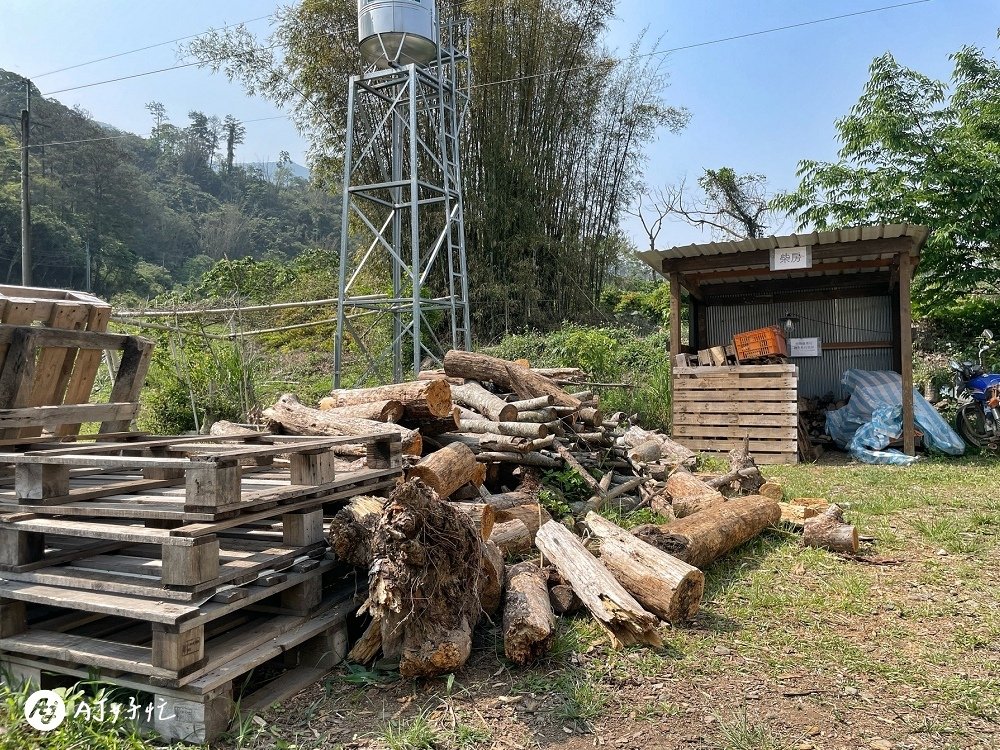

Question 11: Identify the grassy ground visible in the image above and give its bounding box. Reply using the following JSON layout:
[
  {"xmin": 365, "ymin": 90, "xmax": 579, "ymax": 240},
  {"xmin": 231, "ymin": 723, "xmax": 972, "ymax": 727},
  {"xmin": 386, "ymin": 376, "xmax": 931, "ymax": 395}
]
[{"xmin": 2, "ymin": 453, "xmax": 996, "ymax": 749}]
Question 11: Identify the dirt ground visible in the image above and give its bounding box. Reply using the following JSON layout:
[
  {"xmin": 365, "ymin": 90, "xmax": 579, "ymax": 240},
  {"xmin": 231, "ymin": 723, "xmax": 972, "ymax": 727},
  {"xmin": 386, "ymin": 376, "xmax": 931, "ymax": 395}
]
[{"xmin": 235, "ymin": 454, "xmax": 999, "ymax": 750}]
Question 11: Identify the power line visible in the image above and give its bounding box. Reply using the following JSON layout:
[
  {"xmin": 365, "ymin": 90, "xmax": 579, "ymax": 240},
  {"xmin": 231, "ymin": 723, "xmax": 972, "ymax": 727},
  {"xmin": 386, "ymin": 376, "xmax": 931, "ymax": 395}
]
[
  {"xmin": 471, "ymin": 0, "xmax": 935, "ymax": 90},
  {"xmin": 31, "ymin": 14, "xmax": 276, "ymax": 79}
]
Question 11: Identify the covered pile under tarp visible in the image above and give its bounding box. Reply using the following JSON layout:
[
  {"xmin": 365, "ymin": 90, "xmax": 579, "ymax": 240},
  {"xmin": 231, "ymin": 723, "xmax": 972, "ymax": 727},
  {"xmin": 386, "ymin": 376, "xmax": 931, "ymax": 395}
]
[{"xmin": 826, "ymin": 369, "xmax": 965, "ymax": 465}]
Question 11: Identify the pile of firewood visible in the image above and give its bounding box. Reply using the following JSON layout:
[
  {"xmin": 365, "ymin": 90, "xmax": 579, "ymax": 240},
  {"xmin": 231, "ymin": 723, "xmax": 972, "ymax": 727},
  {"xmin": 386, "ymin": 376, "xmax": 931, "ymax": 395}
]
[
  {"xmin": 246, "ymin": 350, "xmax": 858, "ymax": 676},
  {"xmin": 798, "ymin": 392, "xmax": 845, "ymax": 444}
]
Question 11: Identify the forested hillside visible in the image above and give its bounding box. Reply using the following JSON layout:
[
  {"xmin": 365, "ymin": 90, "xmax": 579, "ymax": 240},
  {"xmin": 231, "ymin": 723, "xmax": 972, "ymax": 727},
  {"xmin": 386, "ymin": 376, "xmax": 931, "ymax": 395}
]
[{"xmin": 0, "ymin": 69, "xmax": 339, "ymax": 298}]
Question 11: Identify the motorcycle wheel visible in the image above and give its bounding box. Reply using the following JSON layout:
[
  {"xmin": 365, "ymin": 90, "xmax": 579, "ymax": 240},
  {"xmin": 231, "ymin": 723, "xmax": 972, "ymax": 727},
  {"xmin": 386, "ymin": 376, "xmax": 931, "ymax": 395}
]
[{"xmin": 955, "ymin": 402, "xmax": 990, "ymax": 448}]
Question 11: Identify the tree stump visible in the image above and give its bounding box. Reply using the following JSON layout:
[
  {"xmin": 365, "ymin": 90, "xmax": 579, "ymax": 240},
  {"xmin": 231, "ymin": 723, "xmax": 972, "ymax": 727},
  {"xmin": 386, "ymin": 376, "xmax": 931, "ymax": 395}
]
[
  {"xmin": 328, "ymin": 495, "xmax": 386, "ymax": 568},
  {"xmin": 802, "ymin": 504, "xmax": 859, "ymax": 553}
]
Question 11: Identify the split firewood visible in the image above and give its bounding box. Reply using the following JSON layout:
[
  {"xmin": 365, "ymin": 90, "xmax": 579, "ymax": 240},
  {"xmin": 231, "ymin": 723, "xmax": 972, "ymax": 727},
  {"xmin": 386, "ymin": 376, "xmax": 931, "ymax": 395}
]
[
  {"xmin": 503, "ymin": 562, "xmax": 555, "ymax": 665},
  {"xmin": 802, "ymin": 504, "xmax": 858, "ymax": 553},
  {"xmin": 510, "ymin": 395, "xmax": 554, "ymax": 411},
  {"xmin": 328, "ymin": 495, "xmax": 386, "ymax": 568},
  {"xmin": 460, "ymin": 419, "xmax": 548, "ymax": 439},
  {"xmin": 368, "ymin": 480, "xmax": 490, "ymax": 678},
  {"xmin": 632, "ymin": 495, "xmax": 781, "ymax": 569},
  {"xmin": 264, "ymin": 394, "xmax": 422, "ymax": 455},
  {"xmin": 665, "ymin": 469, "xmax": 726, "ymax": 518},
  {"xmin": 407, "ymin": 442, "xmax": 481, "ymax": 497},
  {"xmin": 535, "ymin": 521, "xmax": 662, "ymax": 648},
  {"xmin": 548, "ymin": 584, "xmax": 582, "ymax": 614},
  {"xmin": 450, "ymin": 382, "xmax": 518, "ymax": 422},
  {"xmin": 583, "ymin": 512, "xmax": 704, "ymax": 623},
  {"xmin": 449, "ymin": 502, "xmax": 496, "ymax": 539},
  {"xmin": 317, "ymin": 398, "xmax": 405, "ymax": 423},
  {"xmin": 490, "ymin": 519, "xmax": 531, "ymax": 555},
  {"xmin": 443, "ymin": 350, "xmax": 582, "ymax": 409},
  {"xmin": 326, "ymin": 380, "xmax": 453, "ymax": 421}
]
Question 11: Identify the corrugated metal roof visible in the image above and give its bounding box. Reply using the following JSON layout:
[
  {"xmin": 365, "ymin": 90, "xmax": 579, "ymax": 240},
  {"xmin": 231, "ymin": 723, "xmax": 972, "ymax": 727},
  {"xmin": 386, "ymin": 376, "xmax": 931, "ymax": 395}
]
[{"xmin": 637, "ymin": 223, "xmax": 929, "ymax": 277}]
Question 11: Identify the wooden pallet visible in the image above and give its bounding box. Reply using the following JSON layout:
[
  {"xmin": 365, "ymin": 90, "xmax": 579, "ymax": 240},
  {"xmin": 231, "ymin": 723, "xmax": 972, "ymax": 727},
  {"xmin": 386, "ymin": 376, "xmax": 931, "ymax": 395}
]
[
  {"xmin": 672, "ymin": 365, "xmax": 798, "ymax": 465},
  {"xmin": 0, "ymin": 585, "xmax": 358, "ymax": 743}
]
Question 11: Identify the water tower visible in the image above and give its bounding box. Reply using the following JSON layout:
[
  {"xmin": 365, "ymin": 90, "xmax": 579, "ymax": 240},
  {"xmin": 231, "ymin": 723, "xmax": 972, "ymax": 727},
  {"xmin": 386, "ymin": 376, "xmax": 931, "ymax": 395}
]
[{"xmin": 334, "ymin": 0, "xmax": 472, "ymax": 386}]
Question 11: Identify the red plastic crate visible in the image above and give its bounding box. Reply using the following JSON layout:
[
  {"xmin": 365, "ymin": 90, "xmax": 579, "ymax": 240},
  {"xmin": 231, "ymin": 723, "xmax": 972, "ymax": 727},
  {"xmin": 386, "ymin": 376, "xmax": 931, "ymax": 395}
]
[{"xmin": 732, "ymin": 326, "xmax": 788, "ymax": 361}]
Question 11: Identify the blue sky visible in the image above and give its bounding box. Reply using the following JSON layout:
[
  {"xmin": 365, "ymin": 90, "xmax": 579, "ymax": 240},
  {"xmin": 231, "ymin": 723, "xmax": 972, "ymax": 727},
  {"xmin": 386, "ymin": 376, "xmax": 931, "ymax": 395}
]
[{"xmin": 1, "ymin": 0, "xmax": 997, "ymax": 249}]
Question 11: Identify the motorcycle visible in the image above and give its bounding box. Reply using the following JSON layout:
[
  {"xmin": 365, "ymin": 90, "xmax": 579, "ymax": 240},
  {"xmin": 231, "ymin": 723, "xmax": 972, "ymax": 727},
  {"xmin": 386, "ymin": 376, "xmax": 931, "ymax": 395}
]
[{"xmin": 950, "ymin": 329, "xmax": 1000, "ymax": 450}]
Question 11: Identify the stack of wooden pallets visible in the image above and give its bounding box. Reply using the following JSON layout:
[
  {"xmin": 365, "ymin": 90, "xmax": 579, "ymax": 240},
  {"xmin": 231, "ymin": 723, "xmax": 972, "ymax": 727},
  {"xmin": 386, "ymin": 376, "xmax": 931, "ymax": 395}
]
[{"xmin": 0, "ymin": 432, "xmax": 401, "ymax": 742}]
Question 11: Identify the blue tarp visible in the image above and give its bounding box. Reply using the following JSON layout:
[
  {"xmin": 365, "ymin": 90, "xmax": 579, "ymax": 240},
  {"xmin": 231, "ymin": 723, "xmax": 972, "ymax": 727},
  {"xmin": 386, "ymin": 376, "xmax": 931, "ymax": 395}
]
[{"xmin": 826, "ymin": 369, "xmax": 965, "ymax": 465}]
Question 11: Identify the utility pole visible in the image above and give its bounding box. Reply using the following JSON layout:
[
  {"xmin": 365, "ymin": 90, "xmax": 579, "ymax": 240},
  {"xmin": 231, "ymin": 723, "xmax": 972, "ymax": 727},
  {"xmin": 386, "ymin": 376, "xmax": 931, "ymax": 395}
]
[
  {"xmin": 20, "ymin": 82, "xmax": 31, "ymax": 287},
  {"xmin": 85, "ymin": 241, "xmax": 91, "ymax": 292}
]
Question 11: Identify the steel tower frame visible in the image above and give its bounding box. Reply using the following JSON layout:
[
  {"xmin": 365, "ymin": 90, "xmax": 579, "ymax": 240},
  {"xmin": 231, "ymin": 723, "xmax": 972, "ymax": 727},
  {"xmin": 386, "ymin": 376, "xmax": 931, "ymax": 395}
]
[{"xmin": 334, "ymin": 19, "xmax": 472, "ymax": 387}]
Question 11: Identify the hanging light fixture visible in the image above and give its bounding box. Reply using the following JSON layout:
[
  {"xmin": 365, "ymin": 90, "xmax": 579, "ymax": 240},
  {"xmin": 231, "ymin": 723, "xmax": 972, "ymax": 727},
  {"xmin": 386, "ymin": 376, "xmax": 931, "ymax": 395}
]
[{"xmin": 780, "ymin": 311, "xmax": 800, "ymax": 336}]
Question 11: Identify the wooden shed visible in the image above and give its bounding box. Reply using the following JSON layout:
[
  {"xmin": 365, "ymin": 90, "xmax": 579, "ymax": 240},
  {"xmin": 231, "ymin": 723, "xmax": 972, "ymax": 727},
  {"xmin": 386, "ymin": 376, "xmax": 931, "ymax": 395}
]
[{"xmin": 638, "ymin": 224, "xmax": 929, "ymax": 461}]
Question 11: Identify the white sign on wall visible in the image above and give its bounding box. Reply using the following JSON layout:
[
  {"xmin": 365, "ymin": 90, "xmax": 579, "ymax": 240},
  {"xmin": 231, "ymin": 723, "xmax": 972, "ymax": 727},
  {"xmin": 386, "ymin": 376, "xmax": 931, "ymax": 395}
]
[
  {"xmin": 770, "ymin": 246, "xmax": 813, "ymax": 271},
  {"xmin": 789, "ymin": 337, "xmax": 821, "ymax": 357}
]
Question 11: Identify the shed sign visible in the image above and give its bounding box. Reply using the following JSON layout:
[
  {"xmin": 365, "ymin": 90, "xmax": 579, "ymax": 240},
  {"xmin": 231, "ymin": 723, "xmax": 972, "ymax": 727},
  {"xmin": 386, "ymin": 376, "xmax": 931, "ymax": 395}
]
[
  {"xmin": 770, "ymin": 246, "xmax": 812, "ymax": 271},
  {"xmin": 789, "ymin": 337, "xmax": 821, "ymax": 357}
]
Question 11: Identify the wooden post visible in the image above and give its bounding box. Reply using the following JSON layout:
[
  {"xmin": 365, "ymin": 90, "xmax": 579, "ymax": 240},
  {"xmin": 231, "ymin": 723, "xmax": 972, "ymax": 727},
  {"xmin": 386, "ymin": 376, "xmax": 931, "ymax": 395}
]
[
  {"xmin": 152, "ymin": 624, "xmax": 205, "ymax": 672},
  {"xmin": 161, "ymin": 538, "xmax": 220, "ymax": 587},
  {"xmin": 898, "ymin": 252, "xmax": 915, "ymax": 456},
  {"xmin": 669, "ymin": 272, "xmax": 682, "ymax": 359}
]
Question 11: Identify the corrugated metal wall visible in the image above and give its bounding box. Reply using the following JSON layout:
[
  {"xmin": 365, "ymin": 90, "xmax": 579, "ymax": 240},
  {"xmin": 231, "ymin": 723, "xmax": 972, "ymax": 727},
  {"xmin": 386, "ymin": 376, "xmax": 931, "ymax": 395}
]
[{"xmin": 705, "ymin": 296, "xmax": 893, "ymax": 398}]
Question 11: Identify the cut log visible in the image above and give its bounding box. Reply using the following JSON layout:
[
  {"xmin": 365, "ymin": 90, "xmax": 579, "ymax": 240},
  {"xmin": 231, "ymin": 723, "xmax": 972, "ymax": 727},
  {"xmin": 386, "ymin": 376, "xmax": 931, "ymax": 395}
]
[
  {"xmin": 628, "ymin": 438, "xmax": 663, "ymax": 464},
  {"xmin": 438, "ymin": 432, "xmax": 534, "ymax": 454},
  {"xmin": 479, "ymin": 540, "xmax": 504, "ymax": 617},
  {"xmin": 476, "ymin": 451, "xmax": 560, "ymax": 468},
  {"xmin": 369, "ymin": 480, "xmax": 487, "ymax": 678},
  {"xmin": 578, "ymin": 407, "xmax": 603, "ymax": 426},
  {"xmin": 534, "ymin": 521, "xmax": 662, "ymax": 648},
  {"xmin": 503, "ymin": 562, "xmax": 555, "ymax": 666},
  {"xmin": 494, "ymin": 504, "xmax": 551, "ymax": 540},
  {"xmin": 548, "ymin": 584, "xmax": 582, "ymax": 615},
  {"xmin": 583, "ymin": 512, "xmax": 704, "ymax": 623},
  {"xmin": 407, "ymin": 442, "xmax": 480, "ymax": 497},
  {"xmin": 318, "ymin": 398, "xmax": 405, "ymax": 423},
  {"xmin": 443, "ymin": 351, "xmax": 581, "ymax": 409},
  {"xmin": 328, "ymin": 495, "xmax": 386, "ymax": 568},
  {"xmin": 451, "ymin": 382, "xmax": 518, "ymax": 422},
  {"xmin": 209, "ymin": 420, "xmax": 262, "ymax": 437},
  {"xmin": 449, "ymin": 502, "xmax": 496, "ymax": 539},
  {"xmin": 665, "ymin": 469, "xmax": 726, "ymax": 519},
  {"xmin": 490, "ymin": 519, "xmax": 531, "ymax": 555},
  {"xmin": 460, "ymin": 419, "xmax": 548, "ymax": 439},
  {"xmin": 416, "ymin": 370, "xmax": 465, "ymax": 386},
  {"xmin": 516, "ymin": 408, "xmax": 557, "ymax": 423},
  {"xmin": 802, "ymin": 504, "xmax": 859, "ymax": 553},
  {"xmin": 759, "ymin": 481, "xmax": 784, "ymax": 501},
  {"xmin": 402, "ymin": 406, "xmax": 461, "ymax": 437},
  {"xmin": 510, "ymin": 395, "xmax": 554, "ymax": 411},
  {"xmin": 632, "ymin": 495, "xmax": 781, "ymax": 569},
  {"xmin": 264, "ymin": 394, "xmax": 421, "ymax": 455},
  {"xmin": 327, "ymin": 380, "xmax": 453, "ymax": 420}
]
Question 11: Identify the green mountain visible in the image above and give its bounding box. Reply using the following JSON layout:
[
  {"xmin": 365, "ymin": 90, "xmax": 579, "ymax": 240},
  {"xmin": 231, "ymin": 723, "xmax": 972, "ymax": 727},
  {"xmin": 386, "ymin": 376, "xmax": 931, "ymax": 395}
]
[{"xmin": 0, "ymin": 69, "xmax": 340, "ymax": 300}]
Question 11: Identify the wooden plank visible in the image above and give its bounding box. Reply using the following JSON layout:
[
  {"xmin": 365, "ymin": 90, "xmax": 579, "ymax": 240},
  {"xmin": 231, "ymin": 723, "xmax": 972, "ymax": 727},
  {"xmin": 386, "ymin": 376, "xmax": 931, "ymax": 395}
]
[
  {"xmin": 673, "ymin": 376, "xmax": 797, "ymax": 390},
  {"xmin": 0, "ymin": 329, "xmax": 39, "ymax": 416},
  {"xmin": 675, "ymin": 438, "xmax": 797, "ymax": 453},
  {"xmin": 239, "ymin": 667, "xmax": 326, "ymax": 715},
  {"xmin": 0, "ymin": 581, "xmax": 198, "ymax": 624},
  {"xmin": 673, "ymin": 400, "xmax": 798, "ymax": 414},
  {"xmin": 669, "ymin": 272, "xmax": 682, "ymax": 359},
  {"xmin": 0, "ymin": 403, "xmax": 139, "ymax": 430},
  {"xmin": 0, "ymin": 325, "xmax": 139, "ymax": 352},
  {"xmin": 673, "ymin": 389, "xmax": 797, "ymax": 403},
  {"xmin": 898, "ymin": 252, "xmax": 915, "ymax": 456},
  {"xmin": 24, "ymin": 302, "xmax": 91, "ymax": 423},
  {"xmin": 56, "ymin": 305, "xmax": 113, "ymax": 436},
  {"xmin": 673, "ymin": 365, "xmax": 796, "ymax": 376},
  {"xmin": 101, "ymin": 338, "xmax": 154, "ymax": 433},
  {"xmin": 672, "ymin": 413, "xmax": 798, "ymax": 428},
  {"xmin": 674, "ymin": 425, "xmax": 796, "ymax": 439},
  {"xmin": 0, "ymin": 629, "xmax": 175, "ymax": 679},
  {"xmin": 0, "ymin": 517, "xmax": 196, "ymax": 546}
]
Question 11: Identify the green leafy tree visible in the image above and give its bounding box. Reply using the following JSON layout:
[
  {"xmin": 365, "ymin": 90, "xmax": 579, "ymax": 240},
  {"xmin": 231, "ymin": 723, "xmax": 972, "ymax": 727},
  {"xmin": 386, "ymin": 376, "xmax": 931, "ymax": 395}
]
[{"xmin": 774, "ymin": 41, "xmax": 1000, "ymax": 306}]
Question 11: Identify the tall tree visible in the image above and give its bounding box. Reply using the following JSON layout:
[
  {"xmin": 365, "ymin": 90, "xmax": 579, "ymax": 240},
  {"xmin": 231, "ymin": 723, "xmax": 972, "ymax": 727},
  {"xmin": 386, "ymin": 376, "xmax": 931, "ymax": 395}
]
[
  {"xmin": 774, "ymin": 43, "xmax": 1000, "ymax": 305},
  {"xmin": 223, "ymin": 114, "xmax": 246, "ymax": 174}
]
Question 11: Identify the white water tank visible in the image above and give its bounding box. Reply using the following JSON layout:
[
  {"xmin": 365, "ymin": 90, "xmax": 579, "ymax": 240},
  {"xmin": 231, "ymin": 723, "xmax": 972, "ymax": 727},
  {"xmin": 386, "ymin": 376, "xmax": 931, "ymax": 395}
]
[{"xmin": 358, "ymin": 0, "xmax": 439, "ymax": 69}]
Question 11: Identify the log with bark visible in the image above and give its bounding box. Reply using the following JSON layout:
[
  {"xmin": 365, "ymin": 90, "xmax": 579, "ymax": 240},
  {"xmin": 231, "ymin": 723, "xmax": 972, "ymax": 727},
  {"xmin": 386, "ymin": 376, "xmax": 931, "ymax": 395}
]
[
  {"xmin": 367, "ymin": 479, "xmax": 490, "ymax": 678},
  {"xmin": 632, "ymin": 495, "xmax": 781, "ymax": 569},
  {"xmin": 802, "ymin": 504, "xmax": 858, "ymax": 553},
  {"xmin": 503, "ymin": 562, "xmax": 555, "ymax": 665},
  {"xmin": 326, "ymin": 380, "xmax": 453, "ymax": 420},
  {"xmin": 443, "ymin": 350, "xmax": 581, "ymax": 409},
  {"xmin": 449, "ymin": 502, "xmax": 496, "ymax": 539},
  {"xmin": 479, "ymin": 540, "xmax": 505, "ymax": 617},
  {"xmin": 510, "ymin": 395, "xmax": 554, "ymax": 411},
  {"xmin": 494, "ymin": 503, "xmax": 551, "ymax": 540},
  {"xmin": 664, "ymin": 469, "xmax": 726, "ymax": 518},
  {"xmin": 534, "ymin": 521, "xmax": 662, "ymax": 648},
  {"xmin": 450, "ymin": 382, "xmax": 518, "ymax": 422},
  {"xmin": 548, "ymin": 584, "xmax": 582, "ymax": 615},
  {"xmin": 209, "ymin": 420, "xmax": 263, "ymax": 437},
  {"xmin": 476, "ymin": 451, "xmax": 560, "ymax": 468},
  {"xmin": 404, "ymin": 407, "xmax": 461, "ymax": 437},
  {"xmin": 317, "ymin": 398, "xmax": 405, "ymax": 423},
  {"xmin": 583, "ymin": 512, "xmax": 704, "ymax": 623},
  {"xmin": 460, "ymin": 419, "xmax": 548, "ymax": 439},
  {"xmin": 328, "ymin": 495, "xmax": 386, "ymax": 568},
  {"xmin": 438, "ymin": 432, "xmax": 534, "ymax": 454},
  {"xmin": 407, "ymin": 442, "xmax": 481, "ymax": 497},
  {"xmin": 264, "ymin": 394, "xmax": 422, "ymax": 455},
  {"xmin": 490, "ymin": 519, "xmax": 531, "ymax": 555}
]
